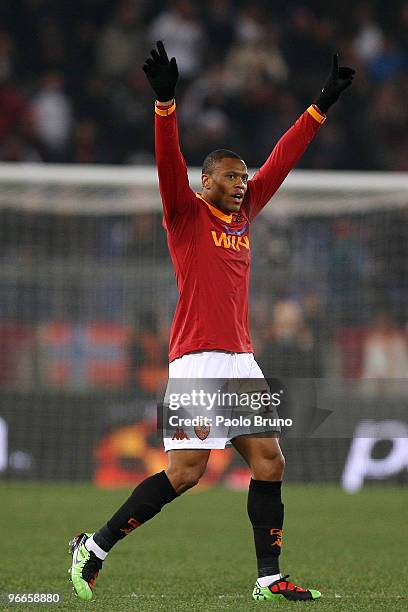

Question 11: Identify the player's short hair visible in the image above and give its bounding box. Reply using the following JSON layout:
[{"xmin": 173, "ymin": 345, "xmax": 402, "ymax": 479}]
[{"xmin": 202, "ymin": 149, "xmax": 244, "ymax": 175}]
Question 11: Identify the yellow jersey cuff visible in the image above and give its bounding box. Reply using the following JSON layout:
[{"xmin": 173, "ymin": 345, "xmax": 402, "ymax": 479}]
[
  {"xmin": 307, "ymin": 104, "xmax": 327, "ymax": 124},
  {"xmin": 155, "ymin": 101, "xmax": 176, "ymax": 116}
]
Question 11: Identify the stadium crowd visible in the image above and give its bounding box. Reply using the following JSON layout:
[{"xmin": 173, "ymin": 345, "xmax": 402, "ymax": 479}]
[{"xmin": 1, "ymin": 0, "xmax": 408, "ymax": 169}]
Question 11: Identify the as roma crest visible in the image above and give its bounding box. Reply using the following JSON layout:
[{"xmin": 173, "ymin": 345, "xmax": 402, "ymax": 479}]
[{"xmin": 194, "ymin": 425, "xmax": 211, "ymax": 440}]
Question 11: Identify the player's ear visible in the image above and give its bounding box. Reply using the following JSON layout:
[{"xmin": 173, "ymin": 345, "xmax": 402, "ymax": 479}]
[{"xmin": 202, "ymin": 173, "xmax": 212, "ymax": 190}]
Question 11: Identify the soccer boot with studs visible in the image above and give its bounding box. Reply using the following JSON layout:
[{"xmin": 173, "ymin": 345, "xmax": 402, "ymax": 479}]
[
  {"xmin": 69, "ymin": 532, "xmax": 102, "ymax": 601},
  {"xmin": 252, "ymin": 574, "xmax": 321, "ymax": 602}
]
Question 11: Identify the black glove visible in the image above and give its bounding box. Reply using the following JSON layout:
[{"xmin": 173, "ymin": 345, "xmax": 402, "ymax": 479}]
[
  {"xmin": 315, "ymin": 54, "xmax": 355, "ymax": 113},
  {"xmin": 142, "ymin": 40, "xmax": 178, "ymax": 102}
]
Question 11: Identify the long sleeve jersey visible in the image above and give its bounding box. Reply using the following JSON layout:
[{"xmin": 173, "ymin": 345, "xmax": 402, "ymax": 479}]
[{"xmin": 155, "ymin": 102, "xmax": 326, "ymax": 362}]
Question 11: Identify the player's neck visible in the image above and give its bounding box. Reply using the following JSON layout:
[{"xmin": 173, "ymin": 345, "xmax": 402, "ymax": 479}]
[{"xmin": 199, "ymin": 191, "xmax": 226, "ymax": 214}]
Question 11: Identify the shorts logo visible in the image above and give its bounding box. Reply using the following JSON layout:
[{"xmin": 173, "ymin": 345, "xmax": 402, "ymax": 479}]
[
  {"xmin": 270, "ymin": 528, "xmax": 282, "ymax": 547},
  {"xmin": 172, "ymin": 428, "xmax": 190, "ymax": 440},
  {"xmin": 194, "ymin": 425, "xmax": 211, "ymax": 440}
]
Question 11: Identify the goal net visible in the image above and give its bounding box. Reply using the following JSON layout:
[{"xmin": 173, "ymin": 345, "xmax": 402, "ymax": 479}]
[{"xmin": 0, "ymin": 163, "xmax": 407, "ymax": 487}]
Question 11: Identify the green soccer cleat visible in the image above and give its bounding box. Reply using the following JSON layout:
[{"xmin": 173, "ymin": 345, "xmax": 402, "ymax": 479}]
[
  {"xmin": 69, "ymin": 532, "xmax": 102, "ymax": 601},
  {"xmin": 252, "ymin": 575, "xmax": 321, "ymax": 602}
]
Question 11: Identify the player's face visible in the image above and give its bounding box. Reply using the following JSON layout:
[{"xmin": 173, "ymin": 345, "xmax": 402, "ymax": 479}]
[{"xmin": 201, "ymin": 158, "xmax": 248, "ymax": 214}]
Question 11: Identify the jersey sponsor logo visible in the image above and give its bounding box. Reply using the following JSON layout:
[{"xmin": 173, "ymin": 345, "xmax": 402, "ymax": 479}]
[
  {"xmin": 222, "ymin": 224, "xmax": 247, "ymax": 236},
  {"xmin": 211, "ymin": 231, "xmax": 250, "ymax": 251},
  {"xmin": 120, "ymin": 517, "xmax": 141, "ymax": 535},
  {"xmin": 269, "ymin": 528, "xmax": 283, "ymax": 547},
  {"xmin": 194, "ymin": 425, "xmax": 211, "ymax": 440},
  {"xmin": 172, "ymin": 427, "xmax": 190, "ymax": 440}
]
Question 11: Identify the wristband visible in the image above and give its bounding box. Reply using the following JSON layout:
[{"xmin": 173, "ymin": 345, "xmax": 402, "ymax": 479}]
[
  {"xmin": 307, "ymin": 104, "xmax": 327, "ymax": 124},
  {"xmin": 155, "ymin": 101, "xmax": 176, "ymax": 116}
]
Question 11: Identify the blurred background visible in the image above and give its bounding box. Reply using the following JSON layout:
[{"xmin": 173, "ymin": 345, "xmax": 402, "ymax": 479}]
[
  {"xmin": 2, "ymin": 0, "xmax": 408, "ymax": 168},
  {"xmin": 0, "ymin": 0, "xmax": 407, "ymax": 492}
]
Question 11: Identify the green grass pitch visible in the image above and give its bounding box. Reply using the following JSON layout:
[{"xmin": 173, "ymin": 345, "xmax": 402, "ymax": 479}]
[{"xmin": 1, "ymin": 482, "xmax": 407, "ymax": 611}]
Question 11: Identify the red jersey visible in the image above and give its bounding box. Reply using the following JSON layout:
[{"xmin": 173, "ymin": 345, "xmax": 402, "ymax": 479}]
[{"xmin": 155, "ymin": 102, "xmax": 325, "ymax": 362}]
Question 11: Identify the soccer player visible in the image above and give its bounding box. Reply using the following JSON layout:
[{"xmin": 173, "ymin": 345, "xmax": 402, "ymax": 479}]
[{"xmin": 70, "ymin": 41, "xmax": 355, "ymax": 602}]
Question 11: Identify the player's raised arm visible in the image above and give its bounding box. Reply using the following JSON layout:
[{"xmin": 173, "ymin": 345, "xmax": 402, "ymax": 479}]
[
  {"xmin": 245, "ymin": 54, "xmax": 356, "ymax": 221},
  {"xmin": 142, "ymin": 41, "xmax": 193, "ymax": 225}
]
